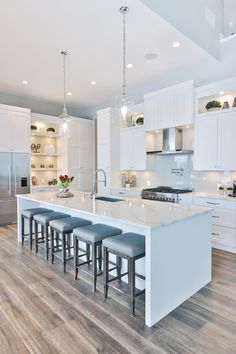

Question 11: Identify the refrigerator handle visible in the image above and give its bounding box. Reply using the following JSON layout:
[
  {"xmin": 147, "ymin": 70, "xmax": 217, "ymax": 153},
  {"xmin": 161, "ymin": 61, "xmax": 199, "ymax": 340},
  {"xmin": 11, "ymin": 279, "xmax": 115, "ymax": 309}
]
[
  {"xmin": 8, "ymin": 166, "xmax": 12, "ymax": 196},
  {"xmin": 14, "ymin": 166, "xmax": 17, "ymax": 195}
]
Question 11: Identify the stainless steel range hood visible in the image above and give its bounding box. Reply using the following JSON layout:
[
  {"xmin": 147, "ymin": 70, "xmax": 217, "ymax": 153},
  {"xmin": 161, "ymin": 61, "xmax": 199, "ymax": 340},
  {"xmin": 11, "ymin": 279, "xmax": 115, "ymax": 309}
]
[{"xmin": 147, "ymin": 127, "xmax": 193, "ymax": 155}]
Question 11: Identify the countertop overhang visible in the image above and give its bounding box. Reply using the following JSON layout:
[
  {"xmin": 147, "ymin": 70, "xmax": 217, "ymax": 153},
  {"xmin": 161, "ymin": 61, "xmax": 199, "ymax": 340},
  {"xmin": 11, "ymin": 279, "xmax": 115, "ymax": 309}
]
[{"xmin": 17, "ymin": 191, "xmax": 212, "ymax": 230}]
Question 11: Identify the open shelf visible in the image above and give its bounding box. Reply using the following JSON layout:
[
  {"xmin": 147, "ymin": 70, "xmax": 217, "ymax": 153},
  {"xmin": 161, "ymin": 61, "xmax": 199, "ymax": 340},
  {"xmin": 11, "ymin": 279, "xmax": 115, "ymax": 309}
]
[
  {"xmin": 31, "ymin": 168, "xmax": 61, "ymax": 171},
  {"xmin": 31, "ymin": 131, "xmax": 59, "ymax": 138},
  {"xmin": 31, "ymin": 153, "xmax": 60, "ymax": 157}
]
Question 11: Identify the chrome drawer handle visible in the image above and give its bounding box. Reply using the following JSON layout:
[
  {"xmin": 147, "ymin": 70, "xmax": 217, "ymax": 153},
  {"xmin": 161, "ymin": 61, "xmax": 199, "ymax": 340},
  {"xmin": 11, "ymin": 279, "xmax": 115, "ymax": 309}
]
[
  {"xmin": 212, "ymin": 215, "xmax": 220, "ymax": 218},
  {"xmin": 207, "ymin": 202, "xmax": 220, "ymax": 205},
  {"xmin": 212, "ymin": 232, "xmax": 220, "ymax": 236}
]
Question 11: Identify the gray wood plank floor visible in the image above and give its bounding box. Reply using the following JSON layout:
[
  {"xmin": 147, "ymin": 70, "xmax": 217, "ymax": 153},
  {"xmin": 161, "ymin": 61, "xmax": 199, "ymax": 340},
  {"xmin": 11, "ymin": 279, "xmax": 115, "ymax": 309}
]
[{"xmin": 0, "ymin": 224, "xmax": 236, "ymax": 354}]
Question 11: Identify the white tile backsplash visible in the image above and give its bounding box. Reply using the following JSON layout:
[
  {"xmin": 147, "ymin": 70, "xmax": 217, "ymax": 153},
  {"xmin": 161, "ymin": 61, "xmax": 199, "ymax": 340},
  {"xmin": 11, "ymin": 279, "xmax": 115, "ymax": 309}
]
[{"xmin": 116, "ymin": 154, "xmax": 235, "ymax": 192}]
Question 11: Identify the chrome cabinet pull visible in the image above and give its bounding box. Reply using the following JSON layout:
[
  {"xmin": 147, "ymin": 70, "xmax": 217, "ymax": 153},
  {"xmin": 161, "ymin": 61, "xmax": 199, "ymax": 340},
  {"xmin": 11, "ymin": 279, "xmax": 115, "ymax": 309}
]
[
  {"xmin": 206, "ymin": 202, "xmax": 220, "ymax": 205},
  {"xmin": 212, "ymin": 232, "xmax": 220, "ymax": 236},
  {"xmin": 212, "ymin": 215, "xmax": 220, "ymax": 218}
]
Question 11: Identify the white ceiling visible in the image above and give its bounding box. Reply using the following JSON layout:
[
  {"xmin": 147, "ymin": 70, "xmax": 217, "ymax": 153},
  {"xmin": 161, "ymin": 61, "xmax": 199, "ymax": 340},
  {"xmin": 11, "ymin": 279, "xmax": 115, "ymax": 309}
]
[{"xmin": 0, "ymin": 0, "xmax": 211, "ymax": 110}]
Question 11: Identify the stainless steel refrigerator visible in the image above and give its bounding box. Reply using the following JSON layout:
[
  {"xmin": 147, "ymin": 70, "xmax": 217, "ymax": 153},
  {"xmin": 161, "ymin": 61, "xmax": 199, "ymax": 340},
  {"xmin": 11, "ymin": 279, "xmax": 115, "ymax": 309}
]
[{"xmin": 0, "ymin": 153, "xmax": 30, "ymax": 225}]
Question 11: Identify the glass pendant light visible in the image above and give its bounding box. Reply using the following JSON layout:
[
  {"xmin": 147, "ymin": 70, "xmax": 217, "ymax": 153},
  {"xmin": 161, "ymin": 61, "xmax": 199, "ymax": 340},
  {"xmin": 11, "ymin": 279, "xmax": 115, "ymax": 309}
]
[
  {"xmin": 115, "ymin": 6, "xmax": 134, "ymax": 127},
  {"xmin": 59, "ymin": 51, "xmax": 72, "ymax": 137}
]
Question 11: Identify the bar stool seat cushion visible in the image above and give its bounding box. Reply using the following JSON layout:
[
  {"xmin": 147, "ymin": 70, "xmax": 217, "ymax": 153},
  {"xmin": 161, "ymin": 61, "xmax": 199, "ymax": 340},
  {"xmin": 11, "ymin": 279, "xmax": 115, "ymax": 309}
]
[
  {"xmin": 49, "ymin": 217, "xmax": 91, "ymax": 232},
  {"xmin": 34, "ymin": 212, "xmax": 70, "ymax": 224},
  {"xmin": 22, "ymin": 208, "xmax": 52, "ymax": 219},
  {"xmin": 103, "ymin": 233, "xmax": 145, "ymax": 257},
  {"xmin": 73, "ymin": 223, "xmax": 122, "ymax": 243}
]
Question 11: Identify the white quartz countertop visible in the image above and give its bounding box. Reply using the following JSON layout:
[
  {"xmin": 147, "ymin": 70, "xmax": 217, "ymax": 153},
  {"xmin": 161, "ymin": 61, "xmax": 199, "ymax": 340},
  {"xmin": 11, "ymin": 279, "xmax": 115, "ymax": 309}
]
[
  {"xmin": 180, "ymin": 192, "xmax": 236, "ymax": 202},
  {"xmin": 17, "ymin": 191, "xmax": 211, "ymax": 230}
]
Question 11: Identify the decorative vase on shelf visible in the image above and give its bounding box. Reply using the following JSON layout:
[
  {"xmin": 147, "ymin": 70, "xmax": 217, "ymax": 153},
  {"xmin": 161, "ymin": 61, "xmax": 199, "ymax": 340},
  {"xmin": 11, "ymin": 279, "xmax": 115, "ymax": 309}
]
[
  {"xmin": 233, "ymin": 97, "xmax": 236, "ymax": 108},
  {"xmin": 57, "ymin": 175, "xmax": 74, "ymax": 198},
  {"xmin": 218, "ymin": 187, "xmax": 224, "ymax": 196},
  {"xmin": 222, "ymin": 101, "xmax": 230, "ymax": 109},
  {"xmin": 44, "ymin": 144, "xmax": 55, "ymax": 155}
]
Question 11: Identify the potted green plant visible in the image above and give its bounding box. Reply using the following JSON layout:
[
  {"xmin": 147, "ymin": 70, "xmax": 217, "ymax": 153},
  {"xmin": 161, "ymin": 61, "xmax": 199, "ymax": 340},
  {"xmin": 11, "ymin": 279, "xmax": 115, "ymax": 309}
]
[
  {"xmin": 124, "ymin": 176, "xmax": 131, "ymax": 189},
  {"xmin": 218, "ymin": 186, "xmax": 224, "ymax": 195},
  {"xmin": 226, "ymin": 186, "xmax": 233, "ymax": 196},
  {"xmin": 205, "ymin": 100, "xmax": 222, "ymax": 111},
  {"xmin": 136, "ymin": 116, "xmax": 144, "ymax": 126}
]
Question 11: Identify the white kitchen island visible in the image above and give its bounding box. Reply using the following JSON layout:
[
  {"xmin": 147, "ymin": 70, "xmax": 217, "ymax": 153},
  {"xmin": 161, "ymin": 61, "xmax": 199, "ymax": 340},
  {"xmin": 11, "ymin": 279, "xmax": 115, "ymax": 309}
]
[{"xmin": 17, "ymin": 192, "xmax": 212, "ymax": 327}]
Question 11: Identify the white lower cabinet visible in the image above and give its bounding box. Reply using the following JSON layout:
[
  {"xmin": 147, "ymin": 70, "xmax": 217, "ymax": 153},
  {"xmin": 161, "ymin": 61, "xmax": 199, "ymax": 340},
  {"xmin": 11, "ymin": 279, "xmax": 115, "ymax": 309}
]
[
  {"xmin": 179, "ymin": 195, "xmax": 236, "ymax": 253},
  {"xmin": 212, "ymin": 225, "xmax": 236, "ymax": 248}
]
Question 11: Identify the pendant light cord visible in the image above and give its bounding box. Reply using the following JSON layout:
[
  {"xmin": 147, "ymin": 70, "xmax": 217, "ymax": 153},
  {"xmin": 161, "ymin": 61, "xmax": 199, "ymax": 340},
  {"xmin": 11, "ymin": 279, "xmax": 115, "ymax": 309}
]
[
  {"xmin": 61, "ymin": 51, "xmax": 68, "ymax": 113},
  {"xmin": 122, "ymin": 10, "xmax": 127, "ymax": 98}
]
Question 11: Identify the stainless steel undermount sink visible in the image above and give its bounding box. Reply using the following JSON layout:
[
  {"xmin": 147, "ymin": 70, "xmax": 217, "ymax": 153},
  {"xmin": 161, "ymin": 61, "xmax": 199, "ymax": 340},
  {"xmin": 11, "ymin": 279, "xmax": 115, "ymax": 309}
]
[{"xmin": 95, "ymin": 196, "xmax": 125, "ymax": 203}]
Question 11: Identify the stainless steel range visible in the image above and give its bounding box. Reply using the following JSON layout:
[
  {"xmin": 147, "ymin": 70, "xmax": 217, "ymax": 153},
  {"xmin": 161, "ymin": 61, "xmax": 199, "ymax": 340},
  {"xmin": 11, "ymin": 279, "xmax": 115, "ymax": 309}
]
[{"xmin": 141, "ymin": 186, "xmax": 192, "ymax": 203}]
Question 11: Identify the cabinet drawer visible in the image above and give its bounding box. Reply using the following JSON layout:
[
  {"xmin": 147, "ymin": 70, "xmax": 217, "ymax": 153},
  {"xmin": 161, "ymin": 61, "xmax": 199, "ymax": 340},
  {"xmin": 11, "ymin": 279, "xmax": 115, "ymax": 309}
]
[
  {"xmin": 193, "ymin": 197, "xmax": 236, "ymax": 210},
  {"xmin": 211, "ymin": 208, "xmax": 236, "ymax": 228},
  {"xmin": 212, "ymin": 225, "xmax": 236, "ymax": 247}
]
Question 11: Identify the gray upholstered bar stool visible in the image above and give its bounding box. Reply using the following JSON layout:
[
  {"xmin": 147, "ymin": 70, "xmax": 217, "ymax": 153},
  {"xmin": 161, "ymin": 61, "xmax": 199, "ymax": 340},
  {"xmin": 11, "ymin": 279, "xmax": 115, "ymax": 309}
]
[
  {"xmin": 103, "ymin": 232, "xmax": 145, "ymax": 315},
  {"xmin": 34, "ymin": 211, "xmax": 70, "ymax": 259},
  {"xmin": 21, "ymin": 208, "xmax": 52, "ymax": 250},
  {"xmin": 49, "ymin": 217, "xmax": 92, "ymax": 272},
  {"xmin": 73, "ymin": 224, "xmax": 122, "ymax": 292}
]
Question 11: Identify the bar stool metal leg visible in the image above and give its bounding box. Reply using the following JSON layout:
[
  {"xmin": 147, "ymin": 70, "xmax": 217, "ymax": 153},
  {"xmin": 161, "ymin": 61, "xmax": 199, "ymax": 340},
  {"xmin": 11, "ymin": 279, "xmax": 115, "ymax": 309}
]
[
  {"xmin": 45, "ymin": 226, "xmax": 49, "ymax": 260},
  {"xmin": 29, "ymin": 217, "xmax": 33, "ymax": 251},
  {"xmin": 103, "ymin": 246, "xmax": 109, "ymax": 298},
  {"xmin": 92, "ymin": 243, "xmax": 97, "ymax": 292},
  {"xmin": 130, "ymin": 258, "xmax": 135, "ymax": 315},
  {"xmin": 35, "ymin": 221, "xmax": 39, "ymax": 253},
  {"xmin": 21, "ymin": 215, "xmax": 25, "ymax": 245},
  {"xmin": 50, "ymin": 227, "xmax": 55, "ymax": 264},
  {"xmin": 116, "ymin": 256, "xmax": 122, "ymax": 280},
  {"xmin": 98, "ymin": 244, "xmax": 102, "ymax": 271},
  {"xmin": 73, "ymin": 234, "xmax": 79, "ymax": 280},
  {"xmin": 62, "ymin": 232, "xmax": 66, "ymax": 273}
]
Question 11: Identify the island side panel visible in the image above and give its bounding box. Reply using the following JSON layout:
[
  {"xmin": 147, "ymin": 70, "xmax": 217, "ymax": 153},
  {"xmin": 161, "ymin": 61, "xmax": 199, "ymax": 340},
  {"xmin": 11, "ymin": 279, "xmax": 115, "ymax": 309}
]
[{"xmin": 145, "ymin": 211, "xmax": 212, "ymax": 327}]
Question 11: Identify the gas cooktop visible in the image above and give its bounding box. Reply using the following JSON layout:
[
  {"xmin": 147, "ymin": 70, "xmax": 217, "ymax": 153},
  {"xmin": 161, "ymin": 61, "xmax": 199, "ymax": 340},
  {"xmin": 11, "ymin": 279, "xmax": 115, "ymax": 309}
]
[{"xmin": 141, "ymin": 186, "xmax": 192, "ymax": 203}]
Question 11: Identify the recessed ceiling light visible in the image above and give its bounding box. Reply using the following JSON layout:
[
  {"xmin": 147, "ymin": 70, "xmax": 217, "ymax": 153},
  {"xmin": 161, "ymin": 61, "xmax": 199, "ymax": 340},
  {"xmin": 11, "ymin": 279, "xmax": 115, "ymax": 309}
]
[
  {"xmin": 220, "ymin": 91, "xmax": 224, "ymax": 95},
  {"xmin": 67, "ymin": 92, "xmax": 72, "ymax": 96},
  {"xmin": 144, "ymin": 53, "xmax": 158, "ymax": 60},
  {"xmin": 22, "ymin": 80, "xmax": 29, "ymax": 85},
  {"xmin": 172, "ymin": 41, "xmax": 181, "ymax": 48},
  {"xmin": 186, "ymin": 125, "xmax": 190, "ymax": 129},
  {"xmin": 127, "ymin": 63, "xmax": 134, "ymax": 68},
  {"xmin": 91, "ymin": 81, "xmax": 96, "ymax": 85},
  {"xmin": 155, "ymin": 130, "xmax": 159, "ymax": 133}
]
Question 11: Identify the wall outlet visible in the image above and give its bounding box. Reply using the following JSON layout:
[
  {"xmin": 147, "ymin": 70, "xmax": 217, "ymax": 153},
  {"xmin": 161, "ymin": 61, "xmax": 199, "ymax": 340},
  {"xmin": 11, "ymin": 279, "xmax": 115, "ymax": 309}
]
[{"xmin": 146, "ymin": 180, "xmax": 151, "ymax": 187}]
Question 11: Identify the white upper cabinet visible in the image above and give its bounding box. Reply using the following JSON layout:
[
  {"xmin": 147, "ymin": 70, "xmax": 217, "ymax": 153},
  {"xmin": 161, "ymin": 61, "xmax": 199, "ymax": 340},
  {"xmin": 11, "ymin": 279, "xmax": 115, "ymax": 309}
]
[
  {"xmin": 66, "ymin": 118, "xmax": 94, "ymax": 192},
  {"xmin": 144, "ymin": 81, "xmax": 194, "ymax": 131},
  {"xmin": 218, "ymin": 111, "xmax": 236, "ymax": 170},
  {"xmin": 194, "ymin": 109, "xmax": 236, "ymax": 171},
  {"xmin": 97, "ymin": 108, "xmax": 116, "ymax": 194},
  {"xmin": 120, "ymin": 126, "xmax": 146, "ymax": 171},
  {"xmin": 144, "ymin": 95, "xmax": 159, "ymax": 131},
  {"xmin": 12, "ymin": 111, "xmax": 30, "ymax": 153},
  {"xmin": 194, "ymin": 112, "xmax": 218, "ymax": 170},
  {"xmin": 158, "ymin": 91, "xmax": 175, "ymax": 129},
  {"xmin": 0, "ymin": 109, "xmax": 12, "ymax": 152},
  {"xmin": 0, "ymin": 105, "xmax": 30, "ymax": 153},
  {"xmin": 174, "ymin": 84, "xmax": 194, "ymax": 127}
]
